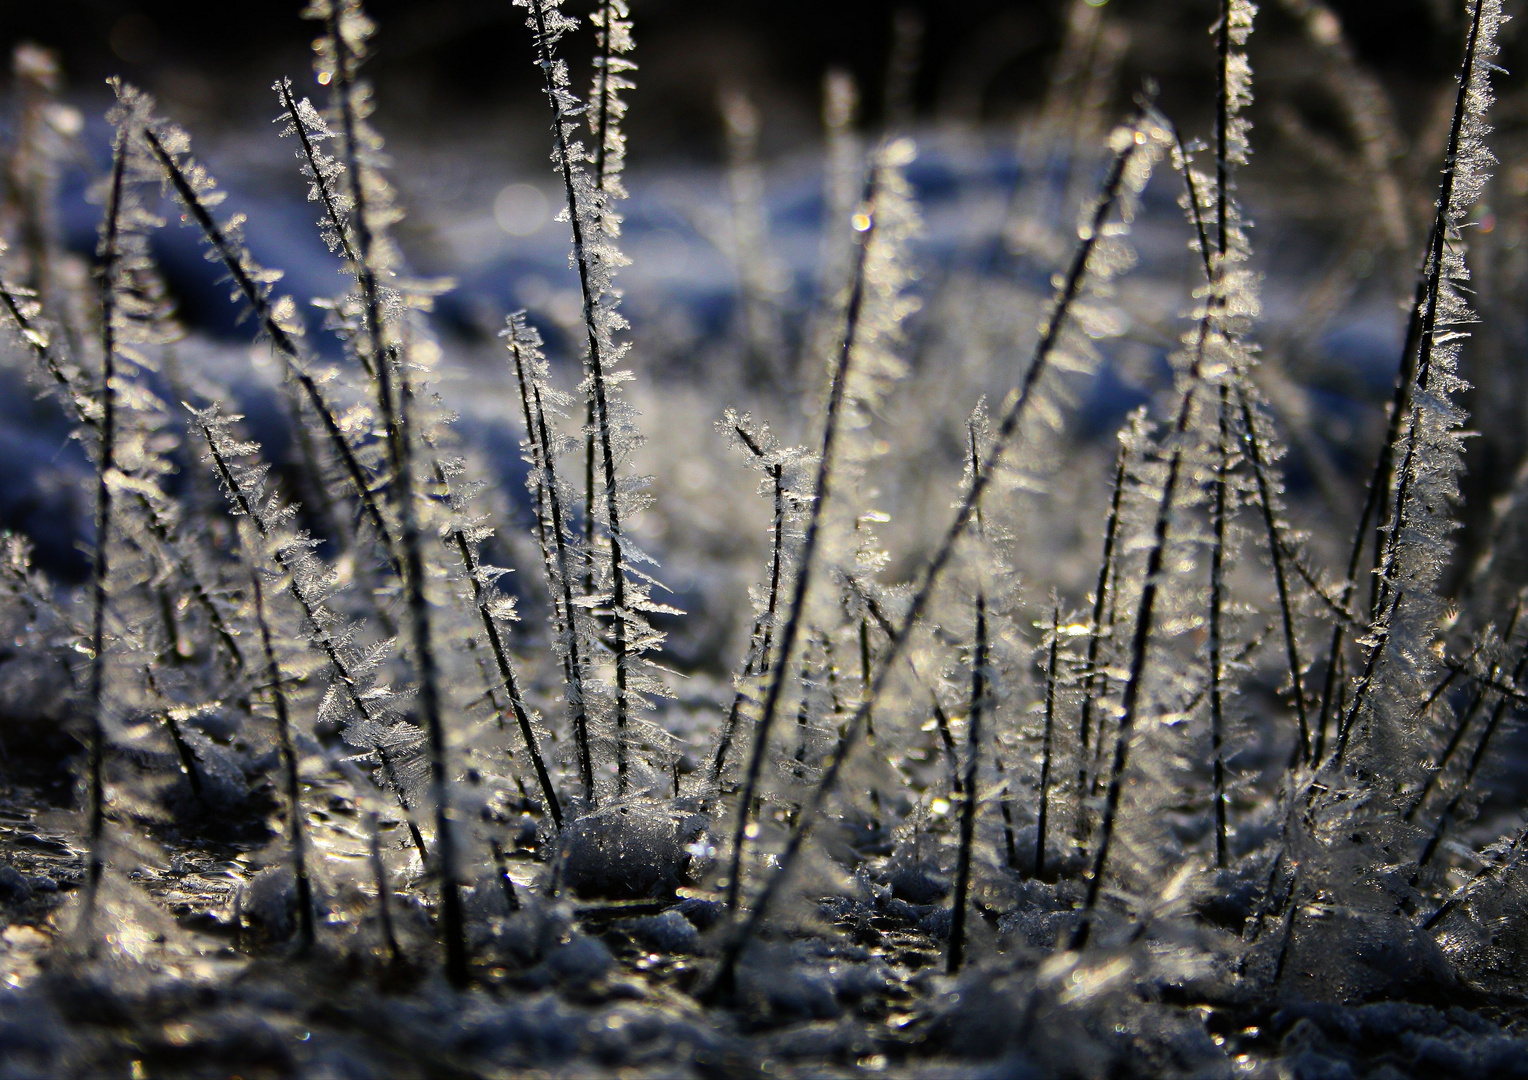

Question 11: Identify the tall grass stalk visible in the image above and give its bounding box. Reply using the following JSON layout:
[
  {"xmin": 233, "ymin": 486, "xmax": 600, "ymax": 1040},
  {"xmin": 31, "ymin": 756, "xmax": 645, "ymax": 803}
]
[
  {"xmin": 946, "ymin": 591, "xmax": 986, "ymax": 975},
  {"xmin": 147, "ymin": 669, "xmax": 203, "ymax": 803},
  {"xmin": 507, "ymin": 319, "xmax": 596, "ymax": 803},
  {"xmin": 1037, "ymin": 602, "xmax": 1061, "ymax": 880},
  {"xmin": 1324, "ymin": 0, "xmax": 1490, "ymax": 735},
  {"xmin": 723, "ymin": 162, "xmax": 882, "ymax": 912},
  {"xmin": 1208, "ymin": 389, "xmax": 1231, "ymax": 867},
  {"xmin": 141, "ymin": 127, "xmax": 401, "ymax": 578},
  {"xmin": 521, "ymin": 0, "xmax": 641, "ymax": 794},
  {"xmin": 447, "ymin": 511, "xmax": 562, "ymax": 828},
  {"xmin": 1076, "ymin": 440, "xmax": 1127, "ymax": 817},
  {"xmin": 392, "ymin": 364, "xmax": 469, "ymax": 986},
  {"xmin": 249, "ymin": 565, "xmax": 316, "ymax": 952},
  {"xmin": 82, "ymin": 129, "xmax": 129, "ymax": 916},
  {"xmin": 707, "ymin": 417, "xmax": 788, "ymax": 786}
]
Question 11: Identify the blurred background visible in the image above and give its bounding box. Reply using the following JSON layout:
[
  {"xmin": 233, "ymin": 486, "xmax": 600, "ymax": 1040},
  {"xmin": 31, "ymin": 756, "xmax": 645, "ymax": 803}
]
[
  {"xmin": 0, "ymin": 0, "xmax": 1492, "ymax": 154},
  {"xmin": 4, "ymin": 0, "xmax": 1528, "ymax": 665}
]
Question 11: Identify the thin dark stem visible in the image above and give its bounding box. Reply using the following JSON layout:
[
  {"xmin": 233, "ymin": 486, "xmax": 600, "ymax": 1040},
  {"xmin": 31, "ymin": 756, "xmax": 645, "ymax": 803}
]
[
  {"xmin": 1078, "ymin": 442, "xmax": 1126, "ymax": 821},
  {"xmin": 1411, "ymin": 685, "xmax": 1483, "ymax": 845},
  {"xmin": 490, "ymin": 838, "xmax": 522, "ymax": 913},
  {"xmin": 276, "ymin": 77, "xmax": 361, "ymax": 267},
  {"xmin": 367, "ymin": 809, "xmax": 400, "ymax": 966},
  {"xmin": 507, "ymin": 335, "xmax": 595, "ymax": 803},
  {"xmin": 1088, "ymin": 556, "xmax": 1124, "ymax": 801},
  {"xmin": 1371, "ymin": 0, "xmax": 1487, "ymax": 611},
  {"xmin": 1408, "ymin": 687, "xmax": 1484, "ymax": 822},
  {"xmin": 723, "ymin": 162, "xmax": 881, "ymax": 912},
  {"xmin": 708, "ymin": 432, "xmax": 787, "ymax": 786},
  {"xmin": 508, "ymin": 338, "xmax": 554, "ymax": 568},
  {"xmin": 526, "ymin": 0, "xmax": 634, "ymax": 793},
  {"xmin": 250, "ymin": 566, "xmax": 315, "ymax": 952},
  {"xmin": 947, "ymin": 592, "xmax": 986, "ymax": 975},
  {"xmin": 1236, "ymin": 388, "xmax": 1310, "ymax": 762},
  {"xmin": 1423, "ymin": 825, "xmax": 1528, "ymax": 930},
  {"xmin": 84, "ymin": 133, "xmax": 128, "ymax": 914},
  {"xmin": 1214, "ymin": 0, "xmax": 1231, "ymax": 262},
  {"xmin": 1313, "ymin": 646, "xmax": 1343, "ymax": 764},
  {"xmin": 326, "ymin": 10, "xmax": 402, "ymax": 493},
  {"xmin": 1037, "ymin": 602, "xmax": 1061, "ymax": 879},
  {"xmin": 585, "ymin": 0, "xmax": 618, "ymax": 619},
  {"xmin": 1406, "ymin": 615, "xmax": 1517, "ymax": 822},
  {"xmin": 1071, "ymin": 165, "xmax": 1238, "ymax": 939},
  {"xmin": 930, "ymin": 688, "xmax": 962, "ymax": 794},
  {"xmin": 858, "ymin": 615, "xmax": 875, "ymax": 741},
  {"xmin": 1270, "ymin": 871, "xmax": 1300, "ymax": 988},
  {"xmin": 1072, "ymin": 340, "xmax": 1209, "ymax": 949},
  {"xmin": 393, "ymin": 365, "xmax": 468, "ymax": 986},
  {"xmin": 1181, "ymin": 59, "xmax": 1310, "ymax": 770},
  {"xmin": 1209, "ymin": 387, "xmax": 1231, "ymax": 868},
  {"xmin": 1417, "ymin": 640, "xmax": 1528, "ymax": 871},
  {"xmin": 275, "ymin": 75, "xmax": 372, "ymax": 382},
  {"xmin": 148, "ymin": 669, "xmax": 202, "ymax": 802},
  {"xmin": 142, "ymin": 128, "xmax": 401, "ymax": 579},
  {"xmin": 847, "ymin": 578, "xmax": 961, "ymax": 794},
  {"xmin": 451, "ymin": 528, "xmax": 563, "ymax": 829},
  {"xmin": 708, "ymin": 639, "xmax": 762, "ymax": 790},
  {"xmin": 1330, "ymin": 589, "xmax": 1402, "ymax": 767},
  {"xmin": 531, "ymin": 382, "xmax": 596, "ymax": 803}
]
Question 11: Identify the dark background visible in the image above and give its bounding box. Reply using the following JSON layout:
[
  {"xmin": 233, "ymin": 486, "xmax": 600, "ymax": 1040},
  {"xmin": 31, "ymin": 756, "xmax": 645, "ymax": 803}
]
[{"xmin": 0, "ymin": 0, "xmax": 1489, "ymax": 160}]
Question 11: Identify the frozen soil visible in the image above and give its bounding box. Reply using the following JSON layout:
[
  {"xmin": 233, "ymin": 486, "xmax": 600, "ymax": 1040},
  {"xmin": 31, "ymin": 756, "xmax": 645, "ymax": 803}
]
[{"xmin": 2, "ymin": 754, "xmax": 1527, "ymax": 1080}]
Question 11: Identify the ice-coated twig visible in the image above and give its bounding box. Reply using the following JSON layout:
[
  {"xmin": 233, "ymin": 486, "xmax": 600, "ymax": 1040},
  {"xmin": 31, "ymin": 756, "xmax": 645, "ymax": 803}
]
[
  {"xmin": 392, "ymin": 360, "xmax": 468, "ymax": 986},
  {"xmin": 506, "ymin": 316, "xmax": 596, "ymax": 803},
  {"xmin": 518, "ymin": 0, "xmax": 662, "ymax": 796},
  {"xmin": 723, "ymin": 158, "xmax": 881, "ymax": 912},
  {"xmin": 82, "ymin": 128, "xmax": 129, "ymax": 916},
  {"xmin": 707, "ymin": 413, "xmax": 792, "ymax": 787},
  {"xmin": 1077, "ymin": 434, "xmax": 1128, "ymax": 820},
  {"xmin": 249, "ymin": 563, "xmax": 316, "ymax": 951},
  {"xmin": 365, "ymin": 807, "xmax": 400, "ymax": 966},
  {"xmin": 137, "ymin": 121, "xmax": 401, "ymax": 578},
  {"xmin": 1037, "ymin": 601, "xmax": 1062, "ymax": 880},
  {"xmin": 1330, "ymin": 0, "xmax": 1498, "ymax": 745},
  {"xmin": 439, "ymin": 464, "xmax": 563, "ymax": 829},
  {"xmin": 947, "ymin": 591, "xmax": 987, "ymax": 975},
  {"xmin": 1208, "ymin": 388, "xmax": 1231, "ymax": 867}
]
